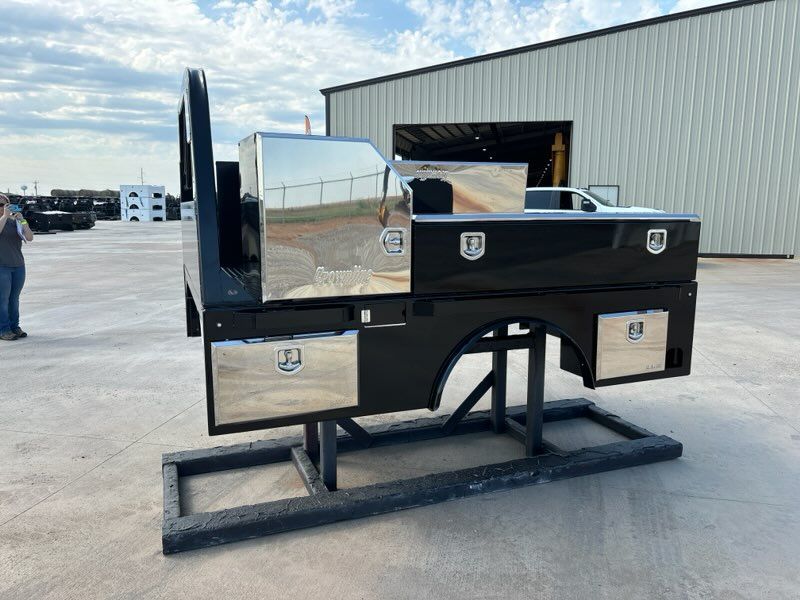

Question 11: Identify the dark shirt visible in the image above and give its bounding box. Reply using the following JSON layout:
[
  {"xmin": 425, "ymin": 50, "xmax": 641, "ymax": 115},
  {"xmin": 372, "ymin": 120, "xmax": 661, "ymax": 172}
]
[{"xmin": 0, "ymin": 219, "xmax": 24, "ymax": 268}]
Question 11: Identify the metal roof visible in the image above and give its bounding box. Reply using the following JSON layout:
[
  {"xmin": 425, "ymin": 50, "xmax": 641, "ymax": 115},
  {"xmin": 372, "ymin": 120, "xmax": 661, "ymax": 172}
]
[{"xmin": 320, "ymin": 0, "xmax": 773, "ymax": 96}]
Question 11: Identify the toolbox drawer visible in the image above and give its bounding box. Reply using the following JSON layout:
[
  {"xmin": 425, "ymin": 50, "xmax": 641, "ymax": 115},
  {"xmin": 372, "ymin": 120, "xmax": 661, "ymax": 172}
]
[
  {"xmin": 596, "ymin": 310, "xmax": 668, "ymax": 381},
  {"xmin": 210, "ymin": 330, "xmax": 358, "ymax": 426},
  {"xmin": 412, "ymin": 218, "xmax": 701, "ymax": 294}
]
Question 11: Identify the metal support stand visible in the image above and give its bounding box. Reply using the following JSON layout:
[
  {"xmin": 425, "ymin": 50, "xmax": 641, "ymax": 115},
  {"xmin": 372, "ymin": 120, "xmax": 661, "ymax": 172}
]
[
  {"xmin": 525, "ymin": 326, "xmax": 545, "ymax": 456},
  {"xmin": 318, "ymin": 421, "xmax": 337, "ymax": 491},
  {"xmin": 490, "ymin": 325, "xmax": 507, "ymax": 434},
  {"xmin": 162, "ymin": 327, "xmax": 682, "ymax": 554},
  {"xmin": 303, "ymin": 423, "xmax": 319, "ymax": 463}
]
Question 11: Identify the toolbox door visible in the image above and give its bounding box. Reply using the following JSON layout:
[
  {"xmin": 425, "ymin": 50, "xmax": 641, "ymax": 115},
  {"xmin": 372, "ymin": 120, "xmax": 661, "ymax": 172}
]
[{"xmin": 210, "ymin": 330, "xmax": 358, "ymax": 427}]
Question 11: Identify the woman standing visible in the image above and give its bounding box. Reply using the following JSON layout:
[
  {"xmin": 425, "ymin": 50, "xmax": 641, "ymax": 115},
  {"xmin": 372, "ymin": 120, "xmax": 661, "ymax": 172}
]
[{"xmin": 0, "ymin": 193, "xmax": 34, "ymax": 341}]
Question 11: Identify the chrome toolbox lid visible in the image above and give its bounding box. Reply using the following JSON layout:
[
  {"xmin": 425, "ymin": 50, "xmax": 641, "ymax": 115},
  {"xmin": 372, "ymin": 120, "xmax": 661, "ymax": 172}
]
[
  {"xmin": 240, "ymin": 133, "xmax": 412, "ymax": 302},
  {"xmin": 392, "ymin": 160, "xmax": 528, "ymax": 214}
]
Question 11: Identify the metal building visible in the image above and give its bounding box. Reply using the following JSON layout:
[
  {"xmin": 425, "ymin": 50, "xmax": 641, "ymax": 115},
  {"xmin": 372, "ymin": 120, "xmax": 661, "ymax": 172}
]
[{"xmin": 322, "ymin": 0, "xmax": 800, "ymax": 256}]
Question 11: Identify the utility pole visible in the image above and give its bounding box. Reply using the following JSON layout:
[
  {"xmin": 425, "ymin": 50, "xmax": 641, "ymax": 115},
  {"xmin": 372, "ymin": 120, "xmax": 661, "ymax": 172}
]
[{"xmin": 33, "ymin": 180, "xmax": 39, "ymax": 196}]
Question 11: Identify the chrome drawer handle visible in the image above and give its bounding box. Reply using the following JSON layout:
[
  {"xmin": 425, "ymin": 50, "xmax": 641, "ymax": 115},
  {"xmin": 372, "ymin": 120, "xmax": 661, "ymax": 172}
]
[
  {"xmin": 626, "ymin": 320, "xmax": 645, "ymax": 343},
  {"xmin": 275, "ymin": 346, "xmax": 304, "ymax": 375},
  {"xmin": 380, "ymin": 227, "xmax": 407, "ymax": 255},
  {"xmin": 460, "ymin": 232, "xmax": 485, "ymax": 260},
  {"xmin": 647, "ymin": 229, "xmax": 667, "ymax": 254}
]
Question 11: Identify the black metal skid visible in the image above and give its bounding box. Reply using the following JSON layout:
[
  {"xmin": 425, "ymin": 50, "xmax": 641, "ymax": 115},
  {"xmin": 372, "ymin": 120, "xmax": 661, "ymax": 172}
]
[{"xmin": 162, "ymin": 327, "xmax": 682, "ymax": 554}]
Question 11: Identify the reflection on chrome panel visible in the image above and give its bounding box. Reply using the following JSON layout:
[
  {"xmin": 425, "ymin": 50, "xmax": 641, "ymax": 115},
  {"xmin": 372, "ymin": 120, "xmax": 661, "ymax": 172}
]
[
  {"xmin": 391, "ymin": 160, "xmax": 528, "ymax": 214},
  {"xmin": 239, "ymin": 133, "xmax": 412, "ymax": 302}
]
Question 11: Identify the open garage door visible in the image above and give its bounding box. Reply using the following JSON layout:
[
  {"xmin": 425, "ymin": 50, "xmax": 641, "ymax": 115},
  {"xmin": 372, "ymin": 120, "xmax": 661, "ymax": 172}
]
[{"xmin": 394, "ymin": 122, "xmax": 572, "ymax": 188}]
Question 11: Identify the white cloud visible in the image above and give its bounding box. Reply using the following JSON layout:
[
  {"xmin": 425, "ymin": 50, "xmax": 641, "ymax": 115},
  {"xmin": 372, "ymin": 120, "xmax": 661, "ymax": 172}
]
[
  {"xmin": 0, "ymin": 0, "xmax": 456, "ymax": 193},
  {"xmin": 305, "ymin": 0, "xmax": 357, "ymax": 20},
  {"xmin": 0, "ymin": 0, "xmax": 732, "ymax": 194},
  {"xmin": 670, "ymin": 0, "xmax": 729, "ymax": 13},
  {"xmin": 406, "ymin": 0, "xmax": 664, "ymax": 55}
]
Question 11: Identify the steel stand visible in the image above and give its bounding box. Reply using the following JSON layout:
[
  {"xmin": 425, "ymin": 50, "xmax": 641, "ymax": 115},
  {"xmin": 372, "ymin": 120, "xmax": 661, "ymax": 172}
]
[
  {"xmin": 162, "ymin": 327, "xmax": 682, "ymax": 554},
  {"xmin": 490, "ymin": 325, "xmax": 508, "ymax": 434}
]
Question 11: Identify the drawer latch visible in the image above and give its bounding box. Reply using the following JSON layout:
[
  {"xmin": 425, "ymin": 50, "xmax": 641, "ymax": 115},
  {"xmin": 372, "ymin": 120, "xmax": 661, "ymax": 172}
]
[
  {"xmin": 275, "ymin": 345, "xmax": 304, "ymax": 375},
  {"xmin": 460, "ymin": 232, "xmax": 485, "ymax": 260},
  {"xmin": 380, "ymin": 228, "xmax": 406, "ymax": 255}
]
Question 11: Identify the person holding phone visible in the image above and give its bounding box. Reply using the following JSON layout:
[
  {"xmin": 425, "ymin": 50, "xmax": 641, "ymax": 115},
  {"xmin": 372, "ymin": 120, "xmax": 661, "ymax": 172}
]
[{"xmin": 0, "ymin": 193, "xmax": 33, "ymax": 341}]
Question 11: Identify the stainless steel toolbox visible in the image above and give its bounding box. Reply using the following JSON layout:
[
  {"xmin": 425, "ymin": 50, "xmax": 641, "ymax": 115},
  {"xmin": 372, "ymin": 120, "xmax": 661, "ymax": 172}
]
[
  {"xmin": 239, "ymin": 133, "xmax": 412, "ymax": 302},
  {"xmin": 391, "ymin": 160, "xmax": 528, "ymax": 213},
  {"xmin": 596, "ymin": 310, "xmax": 668, "ymax": 381},
  {"xmin": 210, "ymin": 330, "xmax": 358, "ymax": 426}
]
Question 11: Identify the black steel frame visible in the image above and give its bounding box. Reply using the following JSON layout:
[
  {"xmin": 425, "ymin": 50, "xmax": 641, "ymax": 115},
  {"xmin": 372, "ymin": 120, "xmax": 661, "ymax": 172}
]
[{"xmin": 162, "ymin": 326, "xmax": 682, "ymax": 554}]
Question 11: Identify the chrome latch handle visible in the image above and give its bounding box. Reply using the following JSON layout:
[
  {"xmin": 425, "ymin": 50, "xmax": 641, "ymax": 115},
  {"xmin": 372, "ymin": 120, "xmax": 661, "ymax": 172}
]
[
  {"xmin": 626, "ymin": 319, "xmax": 645, "ymax": 343},
  {"xmin": 647, "ymin": 229, "xmax": 667, "ymax": 254},
  {"xmin": 274, "ymin": 345, "xmax": 304, "ymax": 375},
  {"xmin": 460, "ymin": 232, "xmax": 485, "ymax": 260},
  {"xmin": 380, "ymin": 227, "xmax": 406, "ymax": 256}
]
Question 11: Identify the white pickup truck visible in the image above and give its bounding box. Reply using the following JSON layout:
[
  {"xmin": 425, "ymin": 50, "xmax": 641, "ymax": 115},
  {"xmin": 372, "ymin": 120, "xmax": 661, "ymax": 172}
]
[{"xmin": 525, "ymin": 187, "xmax": 662, "ymax": 213}]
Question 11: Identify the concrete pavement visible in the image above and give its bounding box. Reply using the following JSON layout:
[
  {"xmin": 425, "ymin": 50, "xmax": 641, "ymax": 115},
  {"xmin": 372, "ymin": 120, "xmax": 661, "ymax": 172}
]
[{"xmin": 1, "ymin": 221, "xmax": 798, "ymax": 599}]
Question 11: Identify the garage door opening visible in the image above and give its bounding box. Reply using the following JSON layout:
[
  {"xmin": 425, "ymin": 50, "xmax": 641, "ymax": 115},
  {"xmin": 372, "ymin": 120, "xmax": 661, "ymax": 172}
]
[{"xmin": 394, "ymin": 122, "xmax": 572, "ymax": 187}]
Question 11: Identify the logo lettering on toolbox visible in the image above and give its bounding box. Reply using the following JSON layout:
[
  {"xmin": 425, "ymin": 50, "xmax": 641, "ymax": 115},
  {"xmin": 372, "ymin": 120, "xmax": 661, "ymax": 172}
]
[
  {"xmin": 414, "ymin": 166, "xmax": 451, "ymax": 182},
  {"xmin": 314, "ymin": 265, "xmax": 373, "ymax": 287}
]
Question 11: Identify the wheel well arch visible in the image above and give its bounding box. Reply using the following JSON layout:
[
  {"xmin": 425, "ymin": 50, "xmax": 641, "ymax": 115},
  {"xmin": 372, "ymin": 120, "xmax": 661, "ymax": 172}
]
[{"xmin": 428, "ymin": 316, "xmax": 594, "ymax": 410}]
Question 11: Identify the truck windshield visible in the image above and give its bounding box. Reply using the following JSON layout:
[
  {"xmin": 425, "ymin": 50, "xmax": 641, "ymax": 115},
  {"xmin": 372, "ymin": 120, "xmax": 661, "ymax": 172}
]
[{"xmin": 583, "ymin": 190, "xmax": 616, "ymax": 207}]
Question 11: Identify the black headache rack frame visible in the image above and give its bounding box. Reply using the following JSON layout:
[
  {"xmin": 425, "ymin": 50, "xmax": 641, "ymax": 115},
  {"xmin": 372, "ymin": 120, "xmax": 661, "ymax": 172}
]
[
  {"xmin": 164, "ymin": 68, "xmax": 693, "ymax": 553},
  {"xmin": 162, "ymin": 324, "xmax": 681, "ymax": 554}
]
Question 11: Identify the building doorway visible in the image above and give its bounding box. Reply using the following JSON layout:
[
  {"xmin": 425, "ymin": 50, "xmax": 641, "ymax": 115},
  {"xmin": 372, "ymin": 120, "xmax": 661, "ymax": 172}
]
[{"xmin": 394, "ymin": 121, "xmax": 572, "ymax": 187}]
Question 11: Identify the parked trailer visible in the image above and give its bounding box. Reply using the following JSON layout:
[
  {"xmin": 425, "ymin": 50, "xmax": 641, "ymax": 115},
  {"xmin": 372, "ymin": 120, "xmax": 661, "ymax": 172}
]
[
  {"xmin": 24, "ymin": 210, "xmax": 65, "ymax": 233},
  {"xmin": 92, "ymin": 199, "xmax": 121, "ymax": 220},
  {"xmin": 53, "ymin": 199, "xmax": 96, "ymax": 227},
  {"xmin": 15, "ymin": 197, "xmax": 96, "ymax": 231}
]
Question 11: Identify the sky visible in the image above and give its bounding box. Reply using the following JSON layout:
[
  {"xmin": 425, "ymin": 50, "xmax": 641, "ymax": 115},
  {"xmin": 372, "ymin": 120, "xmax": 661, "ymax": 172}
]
[{"xmin": 0, "ymin": 0, "xmax": 731, "ymax": 195}]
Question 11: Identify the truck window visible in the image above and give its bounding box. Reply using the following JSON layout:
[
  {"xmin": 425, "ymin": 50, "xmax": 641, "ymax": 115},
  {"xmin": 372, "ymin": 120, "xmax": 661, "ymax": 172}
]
[
  {"xmin": 559, "ymin": 192, "xmax": 584, "ymax": 210},
  {"xmin": 525, "ymin": 190, "xmax": 559, "ymax": 210}
]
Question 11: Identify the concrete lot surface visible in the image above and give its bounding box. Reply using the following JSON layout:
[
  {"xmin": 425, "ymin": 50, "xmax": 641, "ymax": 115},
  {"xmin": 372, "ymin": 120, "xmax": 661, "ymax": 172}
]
[{"xmin": 1, "ymin": 221, "xmax": 799, "ymax": 599}]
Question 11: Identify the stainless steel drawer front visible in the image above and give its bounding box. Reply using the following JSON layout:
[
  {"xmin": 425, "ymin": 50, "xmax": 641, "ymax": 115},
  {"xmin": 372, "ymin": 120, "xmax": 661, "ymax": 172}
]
[
  {"xmin": 596, "ymin": 310, "xmax": 668, "ymax": 380},
  {"xmin": 211, "ymin": 330, "xmax": 358, "ymax": 426}
]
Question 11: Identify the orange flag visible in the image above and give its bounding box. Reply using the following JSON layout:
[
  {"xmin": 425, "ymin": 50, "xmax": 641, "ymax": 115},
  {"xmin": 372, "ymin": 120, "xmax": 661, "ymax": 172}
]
[{"xmin": 304, "ymin": 115, "xmax": 311, "ymax": 135}]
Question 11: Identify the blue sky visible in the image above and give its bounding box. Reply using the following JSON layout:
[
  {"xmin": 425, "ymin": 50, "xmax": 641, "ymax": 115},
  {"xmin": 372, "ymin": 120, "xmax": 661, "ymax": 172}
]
[{"xmin": 0, "ymin": 0, "xmax": 728, "ymax": 194}]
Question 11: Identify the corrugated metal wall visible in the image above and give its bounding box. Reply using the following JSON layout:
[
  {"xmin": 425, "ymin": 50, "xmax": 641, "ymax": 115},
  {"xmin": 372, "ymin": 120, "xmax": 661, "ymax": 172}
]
[{"xmin": 327, "ymin": 0, "xmax": 800, "ymax": 255}]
